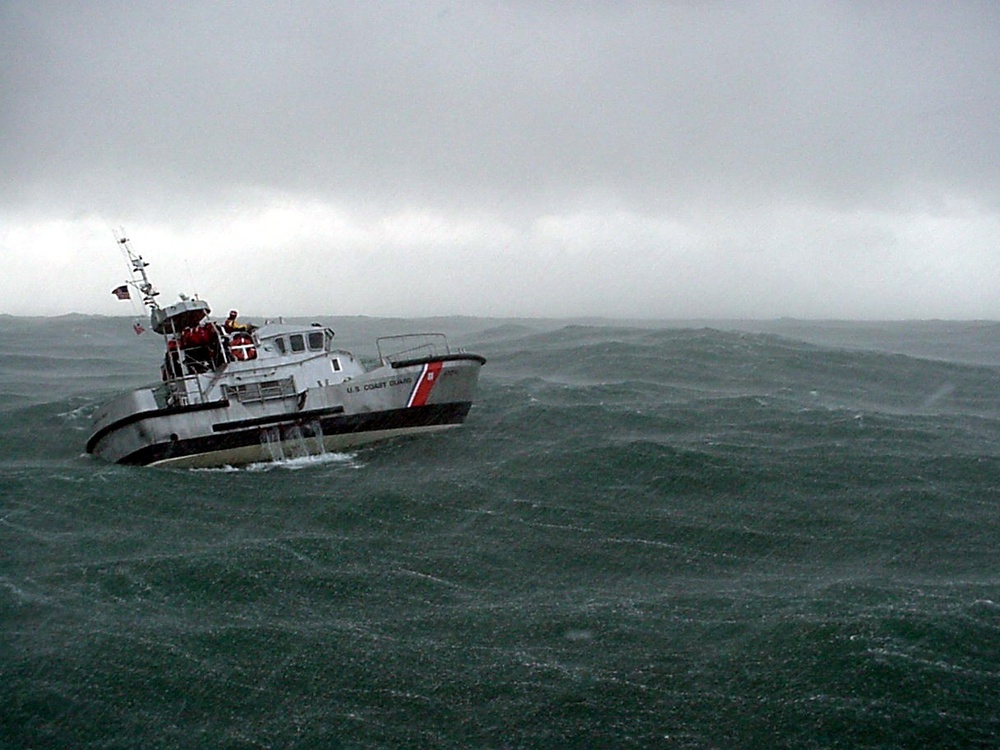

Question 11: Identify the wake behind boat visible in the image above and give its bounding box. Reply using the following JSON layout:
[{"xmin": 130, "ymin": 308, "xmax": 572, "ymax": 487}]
[{"xmin": 86, "ymin": 237, "xmax": 485, "ymax": 468}]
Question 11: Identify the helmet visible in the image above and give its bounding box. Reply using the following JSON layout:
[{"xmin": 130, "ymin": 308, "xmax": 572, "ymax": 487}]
[{"xmin": 229, "ymin": 310, "xmax": 238, "ymax": 317}]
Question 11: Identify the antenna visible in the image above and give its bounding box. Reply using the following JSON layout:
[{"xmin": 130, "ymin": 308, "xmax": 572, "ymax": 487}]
[{"xmin": 184, "ymin": 258, "xmax": 199, "ymax": 300}]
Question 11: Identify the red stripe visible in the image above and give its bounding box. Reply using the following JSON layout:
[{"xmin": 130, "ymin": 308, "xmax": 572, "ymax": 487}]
[{"xmin": 407, "ymin": 361, "xmax": 443, "ymax": 407}]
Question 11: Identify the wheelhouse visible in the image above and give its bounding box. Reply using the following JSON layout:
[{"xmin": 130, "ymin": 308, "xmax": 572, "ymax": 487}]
[{"xmin": 260, "ymin": 325, "xmax": 335, "ymax": 357}]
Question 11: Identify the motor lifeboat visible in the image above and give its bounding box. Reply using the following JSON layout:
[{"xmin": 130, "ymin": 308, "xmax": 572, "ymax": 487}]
[{"xmin": 86, "ymin": 238, "xmax": 486, "ymax": 468}]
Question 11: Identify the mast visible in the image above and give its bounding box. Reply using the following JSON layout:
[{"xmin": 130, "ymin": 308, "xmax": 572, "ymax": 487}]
[
  {"xmin": 111, "ymin": 231, "xmax": 213, "ymax": 404},
  {"xmin": 114, "ymin": 229, "xmax": 160, "ymax": 312}
]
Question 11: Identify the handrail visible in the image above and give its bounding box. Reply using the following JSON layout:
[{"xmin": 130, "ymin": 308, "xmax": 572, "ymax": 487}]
[{"xmin": 376, "ymin": 333, "xmax": 451, "ymax": 365}]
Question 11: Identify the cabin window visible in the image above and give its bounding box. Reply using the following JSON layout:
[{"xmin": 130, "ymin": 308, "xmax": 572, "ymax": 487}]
[
  {"xmin": 274, "ymin": 337, "xmax": 286, "ymax": 354},
  {"xmin": 290, "ymin": 334, "xmax": 305, "ymax": 352},
  {"xmin": 308, "ymin": 331, "xmax": 324, "ymax": 351},
  {"xmin": 330, "ymin": 358, "xmax": 341, "ymax": 372}
]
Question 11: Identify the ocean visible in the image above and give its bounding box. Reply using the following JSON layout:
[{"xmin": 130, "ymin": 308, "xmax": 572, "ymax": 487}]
[{"xmin": 2, "ymin": 315, "xmax": 999, "ymax": 748}]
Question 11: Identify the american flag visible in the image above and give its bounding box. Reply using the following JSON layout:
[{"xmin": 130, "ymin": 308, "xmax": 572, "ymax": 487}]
[{"xmin": 112, "ymin": 285, "xmax": 130, "ymax": 300}]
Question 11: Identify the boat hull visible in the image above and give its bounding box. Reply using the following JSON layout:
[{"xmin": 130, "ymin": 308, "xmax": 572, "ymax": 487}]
[
  {"xmin": 128, "ymin": 403, "xmax": 471, "ymax": 468},
  {"xmin": 87, "ymin": 355, "xmax": 484, "ymax": 468}
]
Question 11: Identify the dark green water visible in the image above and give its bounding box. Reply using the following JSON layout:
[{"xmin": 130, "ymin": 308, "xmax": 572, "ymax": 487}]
[{"xmin": 2, "ymin": 316, "xmax": 999, "ymax": 748}]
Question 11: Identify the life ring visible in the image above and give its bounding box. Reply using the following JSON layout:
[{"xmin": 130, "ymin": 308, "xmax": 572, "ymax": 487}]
[{"xmin": 230, "ymin": 332, "xmax": 257, "ymax": 361}]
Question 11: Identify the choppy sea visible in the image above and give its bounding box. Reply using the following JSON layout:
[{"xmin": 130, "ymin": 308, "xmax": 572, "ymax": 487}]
[{"xmin": 2, "ymin": 315, "xmax": 999, "ymax": 749}]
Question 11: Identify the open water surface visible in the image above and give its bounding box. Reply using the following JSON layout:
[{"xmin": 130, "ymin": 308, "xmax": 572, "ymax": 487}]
[{"xmin": 2, "ymin": 315, "xmax": 999, "ymax": 748}]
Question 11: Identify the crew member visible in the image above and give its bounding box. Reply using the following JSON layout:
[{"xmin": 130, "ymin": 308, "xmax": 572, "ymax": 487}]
[{"xmin": 224, "ymin": 310, "xmax": 248, "ymax": 333}]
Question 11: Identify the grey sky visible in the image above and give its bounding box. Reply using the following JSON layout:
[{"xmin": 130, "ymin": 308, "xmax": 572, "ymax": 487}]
[{"xmin": 2, "ymin": 1, "xmax": 999, "ymax": 318}]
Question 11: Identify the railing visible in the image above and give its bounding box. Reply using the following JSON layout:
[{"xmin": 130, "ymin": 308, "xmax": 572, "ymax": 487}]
[
  {"xmin": 153, "ymin": 374, "xmax": 211, "ymax": 408},
  {"xmin": 226, "ymin": 378, "xmax": 297, "ymax": 404},
  {"xmin": 376, "ymin": 333, "xmax": 451, "ymax": 365}
]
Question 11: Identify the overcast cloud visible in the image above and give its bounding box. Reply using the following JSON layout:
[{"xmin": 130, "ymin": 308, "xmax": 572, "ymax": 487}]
[{"xmin": 2, "ymin": 1, "xmax": 999, "ymax": 318}]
